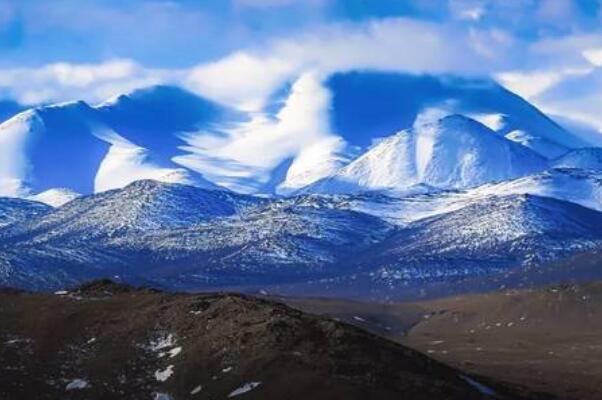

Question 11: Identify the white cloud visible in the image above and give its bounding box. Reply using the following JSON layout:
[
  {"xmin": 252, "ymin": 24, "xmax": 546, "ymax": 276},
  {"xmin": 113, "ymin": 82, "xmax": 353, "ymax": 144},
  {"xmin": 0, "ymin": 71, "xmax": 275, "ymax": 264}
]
[
  {"xmin": 0, "ymin": 17, "xmax": 530, "ymax": 111},
  {"xmin": 3, "ymin": 14, "xmax": 601, "ymax": 131},
  {"xmin": 234, "ymin": 0, "xmax": 322, "ymax": 8},
  {"xmin": 176, "ymin": 71, "xmax": 340, "ymax": 193},
  {"xmin": 186, "ymin": 52, "xmax": 297, "ymax": 111},
  {"xmin": 44, "ymin": 60, "xmax": 136, "ymax": 88},
  {"xmin": 0, "ymin": 59, "xmax": 176, "ymax": 105},
  {"xmin": 583, "ymin": 48, "xmax": 602, "ymax": 66},
  {"xmin": 449, "ymin": 0, "xmax": 486, "ymax": 21},
  {"xmin": 186, "ymin": 18, "xmax": 518, "ymax": 110},
  {"xmin": 496, "ymin": 71, "xmax": 567, "ymax": 99}
]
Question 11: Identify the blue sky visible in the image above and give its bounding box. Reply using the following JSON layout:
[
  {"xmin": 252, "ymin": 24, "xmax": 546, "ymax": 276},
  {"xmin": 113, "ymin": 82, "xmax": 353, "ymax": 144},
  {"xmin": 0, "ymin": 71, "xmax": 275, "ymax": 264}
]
[
  {"xmin": 2, "ymin": 0, "xmax": 602, "ymax": 129},
  {"xmin": 2, "ymin": 0, "xmax": 601, "ymax": 67}
]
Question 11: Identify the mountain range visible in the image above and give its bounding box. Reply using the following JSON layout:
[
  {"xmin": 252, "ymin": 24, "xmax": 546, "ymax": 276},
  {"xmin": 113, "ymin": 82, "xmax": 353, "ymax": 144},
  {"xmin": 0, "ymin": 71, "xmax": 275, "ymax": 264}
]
[{"xmin": 0, "ymin": 70, "xmax": 601, "ymax": 297}]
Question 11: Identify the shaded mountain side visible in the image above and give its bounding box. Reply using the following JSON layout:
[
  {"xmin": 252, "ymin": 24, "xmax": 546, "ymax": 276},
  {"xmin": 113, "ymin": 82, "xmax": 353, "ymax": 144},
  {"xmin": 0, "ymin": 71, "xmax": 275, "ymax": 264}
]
[
  {"xmin": 0, "ymin": 197, "xmax": 51, "ymax": 229},
  {"xmin": 0, "ymin": 180, "xmax": 260, "ymax": 244},
  {"xmin": 325, "ymin": 72, "xmax": 582, "ymax": 157},
  {"xmin": 362, "ymin": 194, "xmax": 602, "ymax": 278},
  {"xmin": 2, "ymin": 188, "xmax": 602, "ymax": 295},
  {"xmin": 0, "ymin": 280, "xmax": 511, "ymax": 400},
  {"xmin": 0, "ymin": 192, "xmax": 394, "ymax": 291}
]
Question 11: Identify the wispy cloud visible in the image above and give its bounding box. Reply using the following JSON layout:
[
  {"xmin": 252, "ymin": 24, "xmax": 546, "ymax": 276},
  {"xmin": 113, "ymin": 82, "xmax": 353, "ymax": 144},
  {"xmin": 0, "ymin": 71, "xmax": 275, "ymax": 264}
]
[
  {"xmin": 2, "ymin": 0, "xmax": 602, "ymax": 132},
  {"xmin": 186, "ymin": 17, "xmax": 522, "ymax": 110},
  {"xmin": 0, "ymin": 16, "xmax": 522, "ymax": 108},
  {"xmin": 0, "ymin": 60, "xmax": 176, "ymax": 105}
]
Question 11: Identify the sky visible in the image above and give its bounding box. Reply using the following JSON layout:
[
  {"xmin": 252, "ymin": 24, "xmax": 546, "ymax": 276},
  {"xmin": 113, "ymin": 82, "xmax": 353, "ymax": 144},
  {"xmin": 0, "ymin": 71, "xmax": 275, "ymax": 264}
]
[{"xmin": 2, "ymin": 0, "xmax": 602, "ymax": 128}]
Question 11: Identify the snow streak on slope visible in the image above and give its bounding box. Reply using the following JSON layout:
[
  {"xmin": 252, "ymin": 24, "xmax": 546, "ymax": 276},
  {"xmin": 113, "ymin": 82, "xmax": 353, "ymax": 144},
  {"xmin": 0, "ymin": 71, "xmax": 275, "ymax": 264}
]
[
  {"xmin": 505, "ymin": 130, "xmax": 569, "ymax": 159},
  {"xmin": 307, "ymin": 115, "xmax": 548, "ymax": 194},
  {"xmin": 94, "ymin": 139, "xmax": 219, "ymax": 193},
  {"xmin": 28, "ymin": 188, "xmax": 80, "ymax": 207}
]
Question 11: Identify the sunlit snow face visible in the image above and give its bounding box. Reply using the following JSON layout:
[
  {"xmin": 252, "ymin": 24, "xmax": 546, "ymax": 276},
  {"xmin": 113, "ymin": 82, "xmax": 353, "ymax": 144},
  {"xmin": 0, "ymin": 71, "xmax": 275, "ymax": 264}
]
[{"xmin": 0, "ymin": 112, "xmax": 40, "ymax": 197}]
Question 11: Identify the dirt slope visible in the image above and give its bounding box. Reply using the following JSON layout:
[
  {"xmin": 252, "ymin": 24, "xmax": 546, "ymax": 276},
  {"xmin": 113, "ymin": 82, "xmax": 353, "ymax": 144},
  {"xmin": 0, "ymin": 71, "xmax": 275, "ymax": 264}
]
[{"xmin": 0, "ymin": 280, "xmax": 497, "ymax": 400}]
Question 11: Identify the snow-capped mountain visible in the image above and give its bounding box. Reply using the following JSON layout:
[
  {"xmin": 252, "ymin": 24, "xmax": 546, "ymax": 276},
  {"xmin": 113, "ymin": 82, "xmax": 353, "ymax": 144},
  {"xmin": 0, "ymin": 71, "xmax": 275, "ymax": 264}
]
[
  {"xmin": 1, "ymin": 70, "xmax": 602, "ymax": 296},
  {"xmin": 323, "ymin": 71, "xmax": 585, "ymax": 158},
  {"xmin": 0, "ymin": 102, "xmax": 109, "ymax": 197},
  {"xmin": 0, "ymin": 180, "xmax": 259, "ymax": 245},
  {"xmin": 504, "ymin": 130, "xmax": 569, "ymax": 160},
  {"xmin": 0, "ymin": 71, "xmax": 592, "ymax": 202},
  {"xmin": 0, "ymin": 185, "xmax": 392, "ymax": 290},
  {"xmin": 0, "ymin": 86, "xmax": 238, "ymax": 200},
  {"xmin": 115, "ymin": 196, "xmax": 394, "ymax": 286},
  {"xmin": 2, "ymin": 184, "xmax": 602, "ymax": 294},
  {"xmin": 319, "ymin": 168, "xmax": 602, "ymax": 227},
  {"xmin": 361, "ymin": 194, "xmax": 602, "ymax": 284},
  {"xmin": 305, "ymin": 115, "xmax": 548, "ymax": 194},
  {"xmin": 28, "ymin": 188, "xmax": 80, "ymax": 207}
]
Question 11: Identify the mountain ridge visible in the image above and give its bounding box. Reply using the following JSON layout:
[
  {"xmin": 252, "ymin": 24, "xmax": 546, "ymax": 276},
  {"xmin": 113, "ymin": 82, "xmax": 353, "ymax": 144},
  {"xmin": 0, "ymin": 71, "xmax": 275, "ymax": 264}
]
[{"xmin": 305, "ymin": 115, "xmax": 548, "ymax": 194}]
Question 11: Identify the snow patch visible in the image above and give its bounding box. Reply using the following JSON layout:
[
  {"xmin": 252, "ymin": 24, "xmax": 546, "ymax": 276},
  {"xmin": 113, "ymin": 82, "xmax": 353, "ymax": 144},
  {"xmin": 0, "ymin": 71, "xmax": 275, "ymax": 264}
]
[
  {"xmin": 153, "ymin": 393, "xmax": 173, "ymax": 400},
  {"xmin": 228, "ymin": 382, "xmax": 261, "ymax": 397},
  {"xmin": 66, "ymin": 379, "xmax": 90, "ymax": 391},
  {"xmin": 155, "ymin": 365, "xmax": 174, "ymax": 382},
  {"xmin": 168, "ymin": 347, "xmax": 182, "ymax": 358},
  {"xmin": 29, "ymin": 188, "xmax": 80, "ymax": 207},
  {"xmin": 150, "ymin": 334, "xmax": 175, "ymax": 352}
]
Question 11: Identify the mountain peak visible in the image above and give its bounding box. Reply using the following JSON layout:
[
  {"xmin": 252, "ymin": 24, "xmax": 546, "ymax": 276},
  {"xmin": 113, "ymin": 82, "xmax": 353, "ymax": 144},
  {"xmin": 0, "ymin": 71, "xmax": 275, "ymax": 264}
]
[
  {"xmin": 99, "ymin": 85, "xmax": 209, "ymax": 108},
  {"xmin": 306, "ymin": 114, "xmax": 547, "ymax": 194}
]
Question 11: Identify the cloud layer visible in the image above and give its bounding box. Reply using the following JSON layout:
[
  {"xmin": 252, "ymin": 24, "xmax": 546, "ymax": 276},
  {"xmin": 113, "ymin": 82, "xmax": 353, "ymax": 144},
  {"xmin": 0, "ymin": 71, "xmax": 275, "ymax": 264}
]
[{"xmin": 1, "ymin": 0, "xmax": 602, "ymax": 135}]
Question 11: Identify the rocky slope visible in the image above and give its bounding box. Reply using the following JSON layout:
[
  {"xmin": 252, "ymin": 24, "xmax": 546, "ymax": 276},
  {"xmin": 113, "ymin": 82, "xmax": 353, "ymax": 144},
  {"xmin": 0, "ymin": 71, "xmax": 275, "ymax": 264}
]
[
  {"xmin": 2, "ymin": 181, "xmax": 602, "ymax": 297},
  {"xmin": 0, "ymin": 197, "xmax": 51, "ymax": 229},
  {"xmin": 363, "ymin": 194, "xmax": 602, "ymax": 284},
  {"xmin": 0, "ymin": 280, "xmax": 507, "ymax": 400}
]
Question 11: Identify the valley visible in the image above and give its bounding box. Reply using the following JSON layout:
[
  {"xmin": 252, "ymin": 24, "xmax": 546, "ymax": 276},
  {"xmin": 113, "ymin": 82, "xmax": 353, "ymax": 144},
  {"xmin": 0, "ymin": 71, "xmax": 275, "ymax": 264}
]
[{"xmin": 287, "ymin": 281, "xmax": 602, "ymax": 400}]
